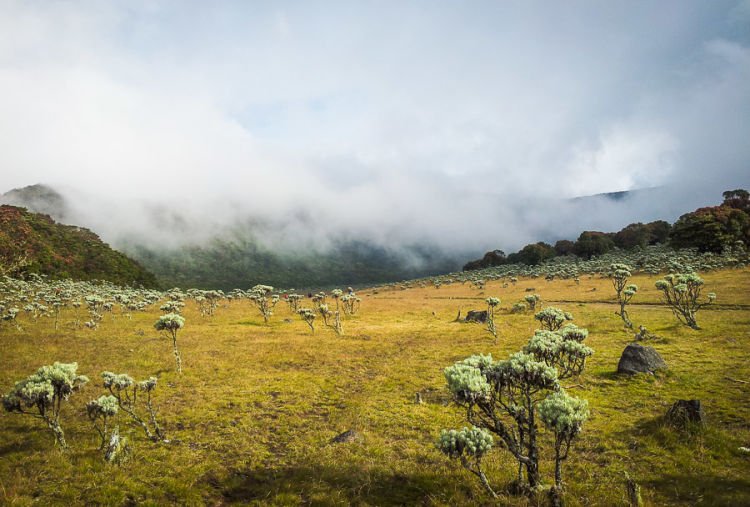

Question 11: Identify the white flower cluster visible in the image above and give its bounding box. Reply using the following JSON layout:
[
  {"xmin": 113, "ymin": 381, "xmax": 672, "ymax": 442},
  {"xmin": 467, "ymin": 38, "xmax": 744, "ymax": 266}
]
[
  {"xmin": 538, "ymin": 391, "xmax": 589, "ymax": 435},
  {"xmin": 86, "ymin": 394, "xmax": 119, "ymax": 419},
  {"xmin": 444, "ymin": 359, "xmax": 492, "ymax": 403},
  {"xmin": 438, "ymin": 426, "xmax": 493, "ymax": 459},
  {"xmin": 485, "ymin": 297, "xmax": 500, "ymax": 307},
  {"xmin": 534, "ymin": 307, "xmax": 573, "ymax": 331},
  {"xmin": 154, "ymin": 313, "xmax": 185, "ymax": 332}
]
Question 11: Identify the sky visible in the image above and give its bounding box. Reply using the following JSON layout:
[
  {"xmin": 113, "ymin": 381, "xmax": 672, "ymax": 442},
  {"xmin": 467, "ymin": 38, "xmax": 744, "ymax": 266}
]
[{"xmin": 0, "ymin": 1, "xmax": 749, "ymax": 254}]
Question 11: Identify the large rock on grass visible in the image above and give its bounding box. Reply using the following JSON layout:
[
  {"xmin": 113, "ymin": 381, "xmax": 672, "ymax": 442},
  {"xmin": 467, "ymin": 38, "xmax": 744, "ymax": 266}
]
[
  {"xmin": 617, "ymin": 343, "xmax": 667, "ymax": 374},
  {"xmin": 464, "ymin": 310, "xmax": 488, "ymax": 323}
]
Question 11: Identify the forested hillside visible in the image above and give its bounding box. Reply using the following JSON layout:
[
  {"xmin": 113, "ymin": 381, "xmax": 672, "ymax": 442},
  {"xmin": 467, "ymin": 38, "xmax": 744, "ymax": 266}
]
[{"xmin": 0, "ymin": 205, "xmax": 158, "ymax": 287}]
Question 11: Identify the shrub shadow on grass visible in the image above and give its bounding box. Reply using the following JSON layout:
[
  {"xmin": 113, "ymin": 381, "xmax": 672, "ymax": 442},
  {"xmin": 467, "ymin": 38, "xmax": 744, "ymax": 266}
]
[
  {"xmin": 593, "ymin": 369, "xmax": 671, "ymax": 383},
  {"xmin": 211, "ymin": 463, "xmax": 476, "ymax": 505},
  {"xmin": 643, "ymin": 473, "xmax": 750, "ymax": 506},
  {"xmin": 611, "ymin": 414, "xmax": 706, "ymax": 452},
  {"xmin": 0, "ymin": 435, "xmax": 38, "ymax": 456}
]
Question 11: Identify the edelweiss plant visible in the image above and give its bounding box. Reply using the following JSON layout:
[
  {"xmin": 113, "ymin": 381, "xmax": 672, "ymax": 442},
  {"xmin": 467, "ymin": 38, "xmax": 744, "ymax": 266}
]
[
  {"xmin": 534, "ymin": 307, "xmax": 573, "ymax": 331},
  {"xmin": 511, "ymin": 302, "xmax": 527, "ymax": 314},
  {"xmin": 2, "ymin": 362, "xmax": 89, "ymax": 448},
  {"xmin": 331, "ymin": 289, "xmax": 343, "ymax": 308},
  {"xmin": 440, "ymin": 321, "xmax": 592, "ymax": 497},
  {"xmin": 248, "ymin": 285, "xmax": 278, "ymax": 324},
  {"xmin": 610, "ymin": 264, "xmax": 637, "ymax": 328},
  {"xmin": 102, "ymin": 372, "xmax": 165, "ymax": 442},
  {"xmin": 341, "ymin": 293, "xmax": 361, "ymax": 315},
  {"xmin": 655, "ymin": 273, "xmax": 715, "ymax": 329},
  {"xmin": 286, "ymin": 294, "xmax": 303, "ymax": 313},
  {"xmin": 524, "ymin": 294, "xmax": 541, "ymax": 311},
  {"xmin": 160, "ymin": 300, "xmax": 184, "ymax": 314},
  {"xmin": 86, "ymin": 394, "xmax": 119, "ymax": 449},
  {"xmin": 154, "ymin": 313, "xmax": 185, "ymax": 373},
  {"xmin": 298, "ymin": 308, "xmax": 316, "ymax": 333},
  {"xmin": 538, "ymin": 391, "xmax": 589, "ymax": 492},
  {"xmin": 438, "ymin": 427, "xmax": 497, "ymax": 497},
  {"xmin": 485, "ymin": 297, "xmax": 500, "ymax": 342},
  {"xmin": 318, "ymin": 303, "xmax": 332, "ymax": 326}
]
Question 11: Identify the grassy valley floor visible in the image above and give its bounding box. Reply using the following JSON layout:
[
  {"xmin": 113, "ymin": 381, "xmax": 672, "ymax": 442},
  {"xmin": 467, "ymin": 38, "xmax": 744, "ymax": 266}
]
[{"xmin": 1, "ymin": 269, "xmax": 749, "ymax": 505}]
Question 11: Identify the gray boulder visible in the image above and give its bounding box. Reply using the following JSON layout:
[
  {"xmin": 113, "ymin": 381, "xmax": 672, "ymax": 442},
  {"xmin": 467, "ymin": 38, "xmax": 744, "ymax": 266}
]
[
  {"xmin": 617, "ymin": 343, "xmax": 667, "ymax": 374},
  {"xmin": 465, "ymin": 310, "xmax": 488, "ymax": 323}
]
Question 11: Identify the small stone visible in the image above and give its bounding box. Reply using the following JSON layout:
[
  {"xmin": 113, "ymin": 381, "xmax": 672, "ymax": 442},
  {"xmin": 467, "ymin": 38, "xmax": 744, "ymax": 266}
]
[{"xmin": 331, "ymin": 429, "xmax": 360, "ymax": 444}]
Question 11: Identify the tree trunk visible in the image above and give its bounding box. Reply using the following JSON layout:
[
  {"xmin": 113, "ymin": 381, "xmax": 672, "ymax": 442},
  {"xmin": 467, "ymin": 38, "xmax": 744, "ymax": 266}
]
[
  {"xmin": 172, "ymin": 333, "xmax": 182, "ymax": 373},
  {"xmin": 47, "ymin": 420, "xmax": 67, "ymax": 449},
  {"xmin": 554, "ymin": 439, "xmax": 563, "ymax": 489},
  {"xmin": 477, "ymin": 470, "xmax": 498, "ymax": 498},
  {"xmin": 526, "ymin": 410, "xmax": 540, "ymax": 488}
]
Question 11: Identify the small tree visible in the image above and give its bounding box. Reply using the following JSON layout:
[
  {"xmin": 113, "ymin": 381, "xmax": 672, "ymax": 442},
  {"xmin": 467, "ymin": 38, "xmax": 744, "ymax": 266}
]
[
  {"xmin": 298, "ymin": 308, "xmax": 316, "ymax": 333},
  {"xmin": 332, "ymin": 310, "xmax": 343, "ymax": 336},
  {"xmin": 486, "ymin": 297, "xmax": 500, "ymax": 342},
  {"xmin": 438, "ymin": 427, "xmax": 497, "ymax": 498},
  {"xmin": 248, "ymin": 285, "xmax": 279, "ymax": 324},
  {"xmin": 610, "ymin": 264, "xmax": 637, "ymax": 328},
  {"xmin": 286, "ymin": 294, "xmax": 303, "ymax": 313},
  {"xmin": 441, "ymin": 324, "xmax": 592, "ymax": 495},
  {"xmin": 444, "ymin": 352, "xmax": 557, "ymax": 489},
  {"xmin": 312, "ymin": 292, "xmax": 326, "ymax": 309},
  {"xmin": 154, "ymin": 313, "xmax": 185, "ymax": 373},
  {"xmin": 0, "ymin": 247, "xmax": 29, "ymax": 278},
  {"xmin": 318, "ymin": 303, "xmax": 332, "ymax": 326},
  {"xmin": 102, "ymin": 372, "xmax": 165, "ymax": 442},
  {"xmin": 524, "ymin": 294, "xmax": 540, "ymax": 311},
  {"xmin": 511, "ymin": 302, "xmax": 527, "ymax": 314},
  {"xmin": 341, "ymin": 293, "xmax": 361, "ymax": 315},
  {"xmin": 538, "ymin": 391, "xmax": 589, "ymax": 492},
  {"xmin": 524, "ymin": 329, "xmax": 593, "ymax": 378},
  {"xmin": 2, "ymin": 362, "xmax": 89, "ymax": 448},
  {"xmin": 534, "ymin": 307, "xmax": 573, "ymax": 331},
  {"xmin": 160, "ymin": 301, "xmax": 184, "ymax": 314},
  {"xmin": 331, "ymin": 289, "xmax": 343, "ymax": 310},
  {"xmin": 655, "ymin": 273, "xmax": 715, "ymax": 329},
  {"xmin": 86, "ymin": 394, "xmax": 119, "ymax": 449}
]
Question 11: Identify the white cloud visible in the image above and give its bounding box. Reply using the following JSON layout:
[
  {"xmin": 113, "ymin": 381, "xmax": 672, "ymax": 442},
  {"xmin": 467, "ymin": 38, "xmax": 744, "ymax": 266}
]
[{"xmin": 0, "ymin": 1, "xmax": 748, "ymax": 255}]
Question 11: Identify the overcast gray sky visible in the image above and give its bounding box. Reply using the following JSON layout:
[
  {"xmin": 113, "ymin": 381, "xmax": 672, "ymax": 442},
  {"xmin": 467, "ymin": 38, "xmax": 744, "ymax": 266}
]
[{"xmin": 1, "ymin": 1, "xmax": 748, "ymax": 253}]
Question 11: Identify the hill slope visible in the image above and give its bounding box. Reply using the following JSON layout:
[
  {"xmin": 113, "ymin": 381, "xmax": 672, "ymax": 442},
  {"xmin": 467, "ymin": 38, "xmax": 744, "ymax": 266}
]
[
  {"xmin": 125, "ymin": 238, "xmax": 459, "ymax": 291},
  {"xmin": 0, "ymin": 205, "xmax": 158, "ymax": 287}
]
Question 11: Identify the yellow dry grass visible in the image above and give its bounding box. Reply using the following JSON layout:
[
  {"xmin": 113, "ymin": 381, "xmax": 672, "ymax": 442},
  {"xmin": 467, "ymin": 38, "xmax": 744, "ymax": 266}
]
[{"xmin": 1, "ymin": 268, "xmax": 749, "ymax": 505}]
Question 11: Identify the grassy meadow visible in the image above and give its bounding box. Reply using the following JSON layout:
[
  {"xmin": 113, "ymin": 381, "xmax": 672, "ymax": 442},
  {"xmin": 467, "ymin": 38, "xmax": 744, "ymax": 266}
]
[{"xmin": 1, "ymin": 269, "xmax": 749, "ymax": 506}]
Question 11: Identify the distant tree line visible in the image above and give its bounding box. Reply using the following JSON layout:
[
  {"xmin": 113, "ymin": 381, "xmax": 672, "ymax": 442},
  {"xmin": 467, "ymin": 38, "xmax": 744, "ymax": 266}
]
[{"xmin": 464, "ymin": 189, "xmax": 750, "ymax": 270}]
